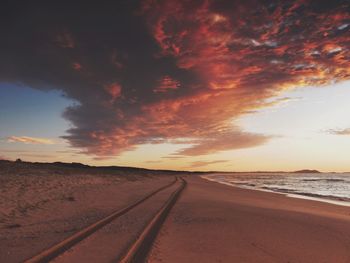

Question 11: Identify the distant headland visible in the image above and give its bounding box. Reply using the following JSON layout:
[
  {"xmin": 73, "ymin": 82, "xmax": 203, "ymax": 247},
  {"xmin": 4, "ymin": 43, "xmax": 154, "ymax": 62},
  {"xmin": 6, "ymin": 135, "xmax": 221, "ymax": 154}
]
[{"xmin": 293, "ymin": 169, "xmax": 321, "ymax": 174}]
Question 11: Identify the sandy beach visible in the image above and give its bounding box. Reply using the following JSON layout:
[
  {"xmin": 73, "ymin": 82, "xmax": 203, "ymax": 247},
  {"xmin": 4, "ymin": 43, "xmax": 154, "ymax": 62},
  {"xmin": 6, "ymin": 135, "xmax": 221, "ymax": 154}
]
[
  {"xmin": 0, "ymin": 161, "xmax": 175, "ymax": 263},
  {"xmin": 1, "ymin": 161, "xmax": 350, "ymax": 262},
  {"xmin": 149, "ymin": 176, "xmax": 350, "ymax": 263}
]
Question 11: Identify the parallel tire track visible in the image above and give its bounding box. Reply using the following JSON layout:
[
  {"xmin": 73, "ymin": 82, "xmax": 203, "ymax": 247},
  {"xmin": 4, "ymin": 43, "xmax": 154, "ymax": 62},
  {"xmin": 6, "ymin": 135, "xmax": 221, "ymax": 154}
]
[
  {"xmin": 24, "ymin": 177, "xmax": 178, "ymax": 263},
  {"xmin": 120, "ymin": 177, "xmax": 187, "ymax": 263}
]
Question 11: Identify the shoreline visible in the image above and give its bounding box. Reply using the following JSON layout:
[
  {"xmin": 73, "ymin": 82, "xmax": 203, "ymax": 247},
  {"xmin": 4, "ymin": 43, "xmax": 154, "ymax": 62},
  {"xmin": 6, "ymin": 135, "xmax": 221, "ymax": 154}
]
[
  {"xmin": 201, "ymin": 174, "xmax": 350, "ymax": 207},
  {"xmin": 149, "ymin": 175, "xmax": 350, "ymax": 262}
]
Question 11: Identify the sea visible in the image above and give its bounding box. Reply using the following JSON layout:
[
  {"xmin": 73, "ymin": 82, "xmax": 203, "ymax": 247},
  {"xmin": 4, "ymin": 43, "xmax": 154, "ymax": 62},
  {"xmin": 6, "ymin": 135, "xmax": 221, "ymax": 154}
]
[{"xmin": 202, "ymin": 172, "xmax": 350, "ymax": 207}]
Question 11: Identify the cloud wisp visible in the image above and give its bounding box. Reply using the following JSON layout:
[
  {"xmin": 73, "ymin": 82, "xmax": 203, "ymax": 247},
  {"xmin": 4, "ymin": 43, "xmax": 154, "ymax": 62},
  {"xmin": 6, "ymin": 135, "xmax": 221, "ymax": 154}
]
[
  {"xmin": 327, "ymin": 128, "xmax": 350, "ymax": 135},
  {"xmin": 1, "ymin": 0, "xmax": 349, "ymax": 158},
  {"xmin": 188, "ymin": 160, "xmax": 229, "ymax": 168},
  {"xmin": 7, "ymin": 136, "xmax": 55, "ymax": 145}
]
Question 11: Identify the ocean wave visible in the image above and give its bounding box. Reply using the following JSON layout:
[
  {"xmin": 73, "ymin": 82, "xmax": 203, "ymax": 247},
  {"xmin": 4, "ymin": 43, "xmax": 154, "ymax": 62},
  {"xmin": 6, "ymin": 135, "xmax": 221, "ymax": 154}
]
[
  {"xmin": 302, "ymin": 179, "xmax": 345, "ymax": 183},
  {"xmin": 202, "ymin": 173, "xmax": 350, "ymax": 206}
]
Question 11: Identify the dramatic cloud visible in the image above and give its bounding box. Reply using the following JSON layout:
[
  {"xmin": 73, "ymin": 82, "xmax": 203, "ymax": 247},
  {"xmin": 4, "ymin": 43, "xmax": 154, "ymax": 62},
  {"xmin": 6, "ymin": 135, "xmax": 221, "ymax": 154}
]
[
  {"xmin": 1, "ymin": 0, "xmax": 349, "ymax": 157},
  {"xmin": 328, "ymin": 128, "xmax": 350, "ymax": 135},
  {"xmin": 7, "ymin": 136, "xmax": 55, "ymax": 145},
  {"xmin": 188, "ymin": 160, "xmax": 228, "ymax": 168}
]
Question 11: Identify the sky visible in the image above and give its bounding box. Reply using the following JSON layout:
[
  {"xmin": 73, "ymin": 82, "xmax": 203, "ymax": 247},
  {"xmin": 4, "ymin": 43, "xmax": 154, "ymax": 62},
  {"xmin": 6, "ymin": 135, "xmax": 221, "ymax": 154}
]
[{"xmin": 0, "ymin": 0, "xmax": 349, "ymax": 172}]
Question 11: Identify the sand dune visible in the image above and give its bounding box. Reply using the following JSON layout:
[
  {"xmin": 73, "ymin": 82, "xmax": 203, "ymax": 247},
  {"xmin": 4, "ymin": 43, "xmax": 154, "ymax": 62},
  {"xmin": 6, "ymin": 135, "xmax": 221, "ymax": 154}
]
[{"xmin": 0, "ymin": 161, "xmax": 175, "ymax": 263}]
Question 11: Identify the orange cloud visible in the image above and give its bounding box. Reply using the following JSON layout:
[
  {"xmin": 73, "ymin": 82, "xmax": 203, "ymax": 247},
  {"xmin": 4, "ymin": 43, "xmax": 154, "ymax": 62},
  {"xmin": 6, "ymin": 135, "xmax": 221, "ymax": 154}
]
[
  {"xmin": 105, "ymin": 82, "xmax": 122, "ymax": 103},
  {"xmin": 188, "ymin": 160, "xmax": 228, "ymax": 168},
  {"xmin": 178, "ymin": 131, "xmax": 271, "ymax": 156},
  {"xmin": 144, "ymin": 0, "xmax": 350, "ymax": 91},
  {"xmin": 7, "ymin": 136, "xmax": 55, "ymax": 145},
  {"xmin": 162, "ymin": 155, "xmax": 185, "ymax": 160},
  {"xmin": 122, "ymin": 0, "xmax": 349, "ymax": 156},
  {"xmin": 328, "ymin": 128, "xmax": 350, "ymax": 135},
  {"xmin": 61, "ymin": 0, "xmax": 350, "ymax": 157},
  {"xmin": 154, "ymin": 76, "xmax": 180, "ymax": 93}
]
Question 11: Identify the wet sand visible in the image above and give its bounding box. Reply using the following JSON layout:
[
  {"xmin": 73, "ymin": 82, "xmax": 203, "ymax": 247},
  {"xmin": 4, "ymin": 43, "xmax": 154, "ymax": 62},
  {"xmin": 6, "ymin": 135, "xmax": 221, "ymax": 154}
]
[{"xmin": 149, "ymin": 176, "xmax": 350, "ymax": 263}]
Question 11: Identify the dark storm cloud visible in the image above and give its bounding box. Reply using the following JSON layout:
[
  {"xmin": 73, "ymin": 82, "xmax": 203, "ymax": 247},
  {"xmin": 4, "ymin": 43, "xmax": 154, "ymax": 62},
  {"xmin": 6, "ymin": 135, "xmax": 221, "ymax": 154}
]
[{"xmin": 1, "ymin": 0, "xmax": 349, "ymax": 157}]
